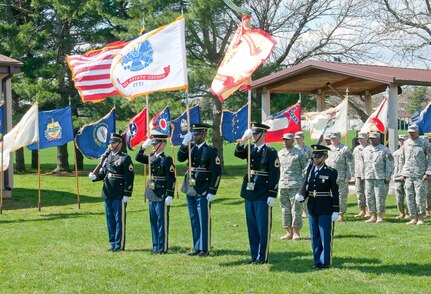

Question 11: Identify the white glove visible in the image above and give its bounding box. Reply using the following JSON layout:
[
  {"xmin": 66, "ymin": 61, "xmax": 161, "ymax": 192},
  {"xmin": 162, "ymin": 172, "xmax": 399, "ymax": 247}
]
[
  {"xmin": 331, "ymin": 212, "xmax": 339, "ymax": 222},
  {"xmin": 141, "ymin": 138, "xmax": 153, "ymax": 149},
  {"xmin": 182, "ymin": 132, "xmax": 193, "ymax": 145},
  {"xmin": 206, "ymin": 193, "xmax": 215, "ymax": 202},
  {"xmin": 243, "ymin": 128, "xmax": 253, "ymax": 139},
  {"xmin": 88, "ymin": 172, "xmax": 97, "ymax": 181},
  {"xmin": 165, "ymin": 196, "xmax": 173, "ymax": 206},
  {"xmin": 123, "ymin": 196, "xmax": 129, "ymax": 203},
  {"xmin": 295, "ymin": 193, "xmax": 304, "ymax": 202},
  {"xmin": 267, "ymin": 197, "xmax": 276, "ymax": 207}
]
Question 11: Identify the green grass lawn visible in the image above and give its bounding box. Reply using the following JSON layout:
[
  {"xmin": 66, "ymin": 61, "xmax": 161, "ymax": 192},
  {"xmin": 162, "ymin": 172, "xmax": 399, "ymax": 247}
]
[{"xmin": 1, "ymin": 170, "xmax": 431, "ymax": 293}]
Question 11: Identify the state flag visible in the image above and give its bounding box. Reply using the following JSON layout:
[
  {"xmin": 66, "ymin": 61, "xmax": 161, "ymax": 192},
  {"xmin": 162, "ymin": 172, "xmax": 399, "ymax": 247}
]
[
  {"xmin": 221, "ymin": 104, "xmax": 248, "ymax": 142},
  {"xmin": 170, "ymin": 106, "xmax": 201, "ymax": 146},
  {"xmin": 264, "ymin": 101, "xmax": 302, "ymax": 143},
  {"xmin": 150, "ymin": 106, "xmax": 171, "ymax": 136},
  {"xmin": 126, "ymin": 108, "xmax": 147, "ymax": 150}
]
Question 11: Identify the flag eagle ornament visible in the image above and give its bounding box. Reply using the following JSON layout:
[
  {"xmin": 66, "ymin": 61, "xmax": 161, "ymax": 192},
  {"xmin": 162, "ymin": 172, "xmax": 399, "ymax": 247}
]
[{"xmin": 111, "ymin": 16, "xmax": 188, "ymax": 100}]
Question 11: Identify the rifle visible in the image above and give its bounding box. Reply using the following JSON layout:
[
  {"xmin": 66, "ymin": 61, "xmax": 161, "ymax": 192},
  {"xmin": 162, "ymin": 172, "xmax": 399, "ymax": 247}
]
[{"xmin": 92, "ymin": 148, "xmax": 111, "ymax": 177}]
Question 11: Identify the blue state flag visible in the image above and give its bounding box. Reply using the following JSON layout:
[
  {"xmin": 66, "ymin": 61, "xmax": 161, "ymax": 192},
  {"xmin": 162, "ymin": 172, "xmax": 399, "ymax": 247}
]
[
  {"xmin": 28, "ymin": 106, "xmax": 74, "ymax": 150},
  {"xmin": 171, "ymin": 106, "xmax": 201, "ymax": 146},
  {"xmin": 410, "ymin": 102, "xmax": 431, "ymax": 135},
  {"xmin": 221, "ymin": 104, "xmax": 248, "ymax": 142},
  {"xmin": 150, "ymin": 106, "xmax": 171, "ymax": 136},
  {"xmin": 75, "ymin": 108, "xmax": 116, "ymax": 159},
  {"xmin": 0, "ymin": 103, "xmax": 4, "ymax": 142}
]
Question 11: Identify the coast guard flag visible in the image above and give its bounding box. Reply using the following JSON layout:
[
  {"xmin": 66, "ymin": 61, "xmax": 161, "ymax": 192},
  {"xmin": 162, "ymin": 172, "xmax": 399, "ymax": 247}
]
[
  {"xmin": 75, "ymin": 108, "xmax": 116, "ymax": 159},
  {"xmin": 1, "ymin": 103, "xmax": 39, "ymax": 171},
  {"xmin": 305, "ymin": 98, "xmax": 348, "ymax": 140},
  {"xmin": 410, "ymin": 101, "xmax": 431, "ymax": 135},
  {"xmin": 111, "ymin": 16, "xmax": 188, "ymax": 101},
  {"xmin": 360, "ymin": 95, "xmax": 388, "ymax": 134},
  {"xmin": 210, "ymin": 14, "xmax": 276, "ymax": 102},
  {"xmin": 171, "ymin": 106, "xmax": 201, "ymax": 146},
  {"xmin": 28, "ymin": 106, "xmax": 74, "ymax": 150},
  {"xmin": 221, "ymin": 104, "xmax": 248, "ymax": 142},
  {"xmin": 0, "ymin": 103, "xmax": 4, "ymax": 142},
  {"xmin": 126, "ymin": 108, "xmax": 147, "ymax": 150},
  {"xmin": 67, "ymin": 40, "xmax": 128, "ymax": 103},
  {"xmin": 264, "ymin": 101, "xmax": 301, "ymax": 143},
  {"xmin": 150, "ymin": 107, "xmax": 171, "ymax": 136}
]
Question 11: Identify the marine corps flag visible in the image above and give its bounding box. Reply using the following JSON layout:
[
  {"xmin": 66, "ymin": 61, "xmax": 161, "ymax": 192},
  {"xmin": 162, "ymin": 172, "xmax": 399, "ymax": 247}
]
[
  {"xmin": 111, "ymin": 16, "xmax": 188, "ymax": 101},
  {"xmin": 126, "ymin": 108, "xmax": 147, "ymax": 150},
  {"xmin": 28, "ymin": 106, "xmax": 74, "ymax": 150},
  {"xmin": 210, "ymin": 14, "xmax": 276, "ymax": 102},
  {"xmin": 264, "ymin": 101, "xmax": 301, "ymax": 143},
  {"xmin": 75, "ymin": 108, "xmax": 116, "ymax": 159}
]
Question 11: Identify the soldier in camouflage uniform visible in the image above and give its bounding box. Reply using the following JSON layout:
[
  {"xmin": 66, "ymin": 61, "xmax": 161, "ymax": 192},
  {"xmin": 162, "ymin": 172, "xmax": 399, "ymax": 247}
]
[
  {"xmin": 352, "ymin": 132, "xmax": 369, "ymax": 218},
  {"xmin": 402, "ymin": 124, "xmax": 431, "ymax": 225},
  {"xmin": 425, "ymin": 136, "xmax": 431, "ymax": 218},
  {"xmin": 392, "ymin": 134, "xmax": 408, "ymax": 219},
  {"xmin": 278, "ymin": 133, "xmax": 308, "ymax": 241},
  {"xmin": 323, "ymin": 133, "xmax": 332, "ymax": 146},
  {"xmin": 362, "ymin": 132, "xmax": 394, "ymax": 223},
  {"xmin": 326, "ymin": 132, "xmax": 354, "ymax": 221},
  {"xmin": 294, "ymin": 131, "xmax": 312, "ymax": 218}
]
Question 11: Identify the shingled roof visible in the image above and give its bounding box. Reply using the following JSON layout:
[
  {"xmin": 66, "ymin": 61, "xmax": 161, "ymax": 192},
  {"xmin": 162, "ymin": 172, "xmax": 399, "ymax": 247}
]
[{"xmin": 0, "ymin": 54, "xmax": 22, "ymax": 74}]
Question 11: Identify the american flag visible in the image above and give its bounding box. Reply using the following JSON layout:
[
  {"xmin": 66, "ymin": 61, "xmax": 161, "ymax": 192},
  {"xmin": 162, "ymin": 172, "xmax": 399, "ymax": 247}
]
[{"xmin": 67, "ymin": 40, "xmax": 127, "ymax": 103}]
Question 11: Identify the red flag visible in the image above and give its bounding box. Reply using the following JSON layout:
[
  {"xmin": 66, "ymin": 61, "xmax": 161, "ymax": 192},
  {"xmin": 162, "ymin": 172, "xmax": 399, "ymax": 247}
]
[
  {"xmin": 264, "ymin": 101, "xmax": 301, "ymax": 143},
  {"xmin": 210, "ymin": 15, "xmax": 276, "ymax": 102},
  {"xmin": 126, "ymin": 108, "xmax": 147, "ymax": 150},
  {"xmin": 67, "ymin": 40, "xmax": 128, "ymax": 103}
]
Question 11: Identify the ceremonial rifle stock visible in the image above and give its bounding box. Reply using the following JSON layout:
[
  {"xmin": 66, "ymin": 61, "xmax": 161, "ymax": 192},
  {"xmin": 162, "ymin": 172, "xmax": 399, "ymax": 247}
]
[{"xmin": 92, "ymin": 149, "xmax": 111, "ymax": 177}]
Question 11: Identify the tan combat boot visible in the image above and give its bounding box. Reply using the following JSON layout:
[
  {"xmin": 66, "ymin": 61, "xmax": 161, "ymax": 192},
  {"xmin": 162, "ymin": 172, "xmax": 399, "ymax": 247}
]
[
  {"xmin": 280, "ymin": 228, "xmax": 293, "ymax": 240},
  {"xmin": 426, "ymin": 209, "xmax": 431, "ymax": 218},
  {"xmin": 417, "ymin": 215, "xmax": 424, "ymax": 225},
  {"xmin": 406, "ymin": 216, "xmax": 417, "ymax": 225},
  {"xmin": 376, "ymin": 213, "xmax": 384, "ymax": 223},
  {"xmin": 336, "ymin": 213, "xmax": 345, "ymax": 222},
  {"xmin": 354, "ymin": 207, "xmax": 366, "ymax": 218},
  {"xmin": 395, "ymin": 210, "xmax": 405, "ymax": 219},
  {"xmin": 292, "ymin": 228, "xmax": 301, "ymax": 240},
  {"xmin": 365, "ymin": 213, "xmax": 377, "ymax": 223},
  {"xmin": 302, "ymin": 210, "xmax": 307, "ymax": 218}
]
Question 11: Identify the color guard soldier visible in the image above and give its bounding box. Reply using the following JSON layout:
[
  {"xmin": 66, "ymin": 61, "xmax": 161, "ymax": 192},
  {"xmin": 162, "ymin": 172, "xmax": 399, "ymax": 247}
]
[
  {"xmin": 89, "ymin": 133, "xmax": 134, "ymax": 252},
  {"xmin": 235, "ymin": 122, "xmax": 280, "ymax": 264},
  {"xmin": 135, "ymin": 133, "xmax": 176, "ymax": 254},
  {"xmin": 295, "ymin": 145, "xmax": 339, "ymax": 270},
  {"xmin": 178, "ymin": 123, "xmax": 222, "ymax": 256}
]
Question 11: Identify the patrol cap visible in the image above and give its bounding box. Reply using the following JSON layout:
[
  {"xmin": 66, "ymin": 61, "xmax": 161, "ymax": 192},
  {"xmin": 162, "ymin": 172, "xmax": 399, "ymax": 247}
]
[
  {"xmin": 323, "ymin": 133, "xmax": 331, "ymax": 140},
  {"xmin": 151, "ymin": 133, "xmax": 168, "ymax": 144},
  {"xmin": 109, "ymin": 133, "xmax": 124, "ymax": 143},
  {"xmin": 311, "ymin": 144, "xmax": 330, "ymax": 158},
  {"xmin": 357, "ymin": 132, "xmax": 368, "ymax": 139},
  {"xmin": 398, "ymin": 134, "xmax": 407, "ymax": 140},
  {"xmin": 251, "ymin": 122, "xmax": 270, "ymax": 134},
  {"xmin": 407, "ymin": 124, "xmax": 419, "ymax": 132},
  {"xmin": 368, "ymin": 132, "xmax": 381, "ymax": 139},
  {"xmin": 282, "ymin": 133, "xmax": 294, "ymax": 140},
  {"xmin": 294, "ymin": 131, "xmax": 304, "ymax": 138},
  {"xmin": 192, "ymin": 123, "xmax": 211, "ymax": 135},
  {"xmin": 330, "ymin": 131, "xmax": 341, "ymax": 138}
]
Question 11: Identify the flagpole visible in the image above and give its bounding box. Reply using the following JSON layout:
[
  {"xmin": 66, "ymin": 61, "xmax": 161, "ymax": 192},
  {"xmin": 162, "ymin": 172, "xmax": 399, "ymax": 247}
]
[
  {"xmin": 145, "ymin": 95, "xmax": 151, "ymax": 203},
  {"xmin": 37, "ymin": 126, "xmax": 41, "ymax": 212},
  {"xmin": 345, "ymin": 88, "xmax": 349, "ymax": 146},
  {"xmin": 185, "ymin": 89, "xmax": 192, "ymax": 183},
  {"xmin": 73, "ymin": 141, "xmax": 81, "ymax": 209},
  {"xmin": 171, "ymin": 143, "xmax": 179, "ymax": 199},
  {"xmin": 247, "ymin": 89, "xmax": 251, "ymax": 185}
]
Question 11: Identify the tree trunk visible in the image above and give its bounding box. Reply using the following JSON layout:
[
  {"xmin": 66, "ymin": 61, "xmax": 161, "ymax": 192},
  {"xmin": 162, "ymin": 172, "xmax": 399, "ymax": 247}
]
[
  {"xmin": 15, "ymin": 147, "xmax": 25, "ymax": 172},
  {"xmin": 212, "ymin": 98, "xmax": 225, "ymax": 173},
  {"xmin": 54, "ymin": 144, "xmax": 71, "ymax": 172},
  {"xmin": 74, "ymin": 144, "xmax": 84, "ymax": 170},
  {"xmin": 31, "ymin": 149, "xmax": 38, "ymax": 169}
]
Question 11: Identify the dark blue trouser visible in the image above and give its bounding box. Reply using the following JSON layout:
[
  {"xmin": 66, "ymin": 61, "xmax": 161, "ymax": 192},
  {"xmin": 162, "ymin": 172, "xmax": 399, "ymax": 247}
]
[
  {"xmin": 149, "ymin": 200, "xmax": 170, "ymax": 253},
  {"xmin": 186, "ymin": 195, "xmax": 211, "ymax": 251},
  {"xmin": 308, "ymin": 213, "xmax": 334, "ymax": 266},
  {"xmin": 105, "ymin": 199, "xmax": 126, "ymax": 250},
  {"xmin": 245, "ymin": 200, "xmax": 272, "ymax": 262}
]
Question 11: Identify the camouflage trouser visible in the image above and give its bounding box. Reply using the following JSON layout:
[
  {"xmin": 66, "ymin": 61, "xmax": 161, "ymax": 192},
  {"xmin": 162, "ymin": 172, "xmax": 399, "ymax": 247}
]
[
  {"xmin": 355, "ymin": 177, "xmax": 366, "ymax": 208},
  {"xmin": 394, "ymin": 180, "xmax": 406, "ymax": 212},
  {"xmin": 427, "ymin": 178, "xmax": 431, "ymax": 210},
  {"xmin": 337, "ymin": 181, "xmax": 349, "ymax": 213},
  {"xmin": 365, "ymin": 179, "xmax": 388, "ymax": 213},
  {"xmin": 279, "ymin": 188, "xmax": 303, "ymax": 229},
  {"xmin": 404, "ymin": 177, "xmax": 427, "ymax": 216}
]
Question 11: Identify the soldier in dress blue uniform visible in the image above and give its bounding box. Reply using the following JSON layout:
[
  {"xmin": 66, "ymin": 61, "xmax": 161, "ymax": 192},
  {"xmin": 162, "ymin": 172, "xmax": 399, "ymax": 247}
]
[
  {"xmin": 178, "ymin": 123, "xmax": 222, "ymax": 256},
  {"xmin": 234, "ymin": 122, "xmax": 280, "ymax": 264},
  {"xmin": 89, "ymin": 133, "xmax": 135, "ymax": 252},
  {"xmin": 135, "ymin": 133, "xmax": 176, "ymax": 254},
  {"xmin": 295, "ymin": 145, "xmax": 339, "ymax": 270}
]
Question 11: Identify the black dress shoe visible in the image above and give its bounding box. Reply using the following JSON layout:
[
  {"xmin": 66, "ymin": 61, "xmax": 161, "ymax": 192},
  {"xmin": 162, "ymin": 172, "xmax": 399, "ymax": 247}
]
[
  {"xmin": 187, "ymin": 250, "xmax": 201, "ymax": 256},
  {"xmin": 198, "ymin": 251, "xmax": 209, "ymax": 257},
  {"xmin": 254, "ymin": 260, "xmax": 267, "ymax": 265},
  {"xmin": 107, "ymin": 248, "xmax": 114, "ymax": 252},
  {"xmin": 312, "ymin": 264, "xmax": 322, "ymax": 270},
  {"xmin": 246, "ymin": 259, "xmax": 256, "ymax": 264},
  {"xmin": 111, "ymin": 248, "xmax": 121, "ymax": 252}
]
